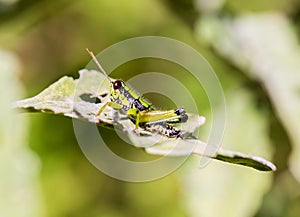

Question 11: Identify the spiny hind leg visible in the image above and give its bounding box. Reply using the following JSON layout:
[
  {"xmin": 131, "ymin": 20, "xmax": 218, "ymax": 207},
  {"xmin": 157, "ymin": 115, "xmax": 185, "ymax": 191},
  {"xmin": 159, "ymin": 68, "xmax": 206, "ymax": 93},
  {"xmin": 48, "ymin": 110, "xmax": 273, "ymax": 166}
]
[{"xmin": 135, "ymin": 108, "xmax": 189, "ymax": 126}]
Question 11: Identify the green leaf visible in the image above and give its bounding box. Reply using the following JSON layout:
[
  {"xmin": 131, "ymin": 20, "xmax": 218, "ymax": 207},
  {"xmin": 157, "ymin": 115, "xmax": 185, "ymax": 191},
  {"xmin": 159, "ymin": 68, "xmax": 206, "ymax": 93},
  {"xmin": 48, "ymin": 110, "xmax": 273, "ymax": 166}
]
[{"xmin": 14, "ymin": 69, "xmax": 276, "ymax": 172}]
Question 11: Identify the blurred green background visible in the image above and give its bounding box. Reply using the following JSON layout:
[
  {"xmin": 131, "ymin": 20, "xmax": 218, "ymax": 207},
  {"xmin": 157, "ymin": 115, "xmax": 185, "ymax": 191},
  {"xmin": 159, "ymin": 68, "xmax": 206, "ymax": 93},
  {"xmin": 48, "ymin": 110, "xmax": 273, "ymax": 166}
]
[{"xmin": 1, "ymin": 0, "xmax": 300, "ymax": 217}]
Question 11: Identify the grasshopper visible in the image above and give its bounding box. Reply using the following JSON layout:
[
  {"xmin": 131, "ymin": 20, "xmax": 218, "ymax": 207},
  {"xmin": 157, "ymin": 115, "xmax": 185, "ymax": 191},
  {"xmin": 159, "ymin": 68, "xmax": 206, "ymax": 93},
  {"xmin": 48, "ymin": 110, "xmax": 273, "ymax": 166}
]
[{"xmin": 87, "ymin": 49, "xmax": 194, "ymax": 139}]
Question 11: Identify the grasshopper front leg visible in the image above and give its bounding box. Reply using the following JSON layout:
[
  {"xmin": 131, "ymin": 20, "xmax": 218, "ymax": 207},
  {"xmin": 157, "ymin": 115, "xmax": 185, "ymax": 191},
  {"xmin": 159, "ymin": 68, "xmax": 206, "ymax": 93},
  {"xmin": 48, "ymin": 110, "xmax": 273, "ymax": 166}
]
[{"xmin": 97, "ymin": 101, "xmax": 123, "ymax": 116}]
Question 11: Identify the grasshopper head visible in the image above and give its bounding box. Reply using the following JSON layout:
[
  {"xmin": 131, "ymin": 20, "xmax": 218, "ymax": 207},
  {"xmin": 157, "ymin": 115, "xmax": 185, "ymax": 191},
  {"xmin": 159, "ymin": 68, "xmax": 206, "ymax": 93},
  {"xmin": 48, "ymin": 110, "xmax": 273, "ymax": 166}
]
[
  {"xmin": 110, "ymin": 79, "xmax": 126, "ymax": 100},
  {"xmin": 112, "ymin": 80, "xmax": 123, "ymax": 90}
]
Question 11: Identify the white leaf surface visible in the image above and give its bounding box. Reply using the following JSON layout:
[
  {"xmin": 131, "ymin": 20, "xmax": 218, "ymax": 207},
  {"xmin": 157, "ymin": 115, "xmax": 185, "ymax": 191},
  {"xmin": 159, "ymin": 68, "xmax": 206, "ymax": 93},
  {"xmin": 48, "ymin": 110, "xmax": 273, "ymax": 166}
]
[{"xmin": 15, "ymin": 69, "xmax": 275, "ymax": 171}]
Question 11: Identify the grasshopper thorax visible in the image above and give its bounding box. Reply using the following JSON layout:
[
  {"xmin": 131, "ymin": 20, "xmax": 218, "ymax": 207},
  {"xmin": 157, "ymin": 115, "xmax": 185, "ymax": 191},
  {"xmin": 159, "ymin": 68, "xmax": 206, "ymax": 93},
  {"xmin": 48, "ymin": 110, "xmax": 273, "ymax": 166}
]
[
  {"xmin": 110, "ymin": 79, "xmax": 126, "ymax": 103},
  {"xmin": 109, "ymin": 79, "xmax": 152, "ymax": 112},
  {"xmin": 109, "ymin": 79, "xmax": 129, "ymax": 106}
]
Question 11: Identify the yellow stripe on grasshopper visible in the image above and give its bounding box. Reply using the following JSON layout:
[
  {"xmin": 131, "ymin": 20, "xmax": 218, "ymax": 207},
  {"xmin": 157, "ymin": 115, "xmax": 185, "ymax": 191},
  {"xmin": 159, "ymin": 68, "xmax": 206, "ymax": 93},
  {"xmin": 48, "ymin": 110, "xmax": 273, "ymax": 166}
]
[{"xmin": 127, "ymin": 109, "xmax": 184, "ymax": 129}]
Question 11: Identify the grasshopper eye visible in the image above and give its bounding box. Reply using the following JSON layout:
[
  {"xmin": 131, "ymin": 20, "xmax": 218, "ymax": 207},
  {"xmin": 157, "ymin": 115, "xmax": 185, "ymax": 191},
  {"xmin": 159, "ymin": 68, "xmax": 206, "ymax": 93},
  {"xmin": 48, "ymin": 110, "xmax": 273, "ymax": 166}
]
[{"xmin": 113, "ymin": 80, "xmax": 122, "ymax": 89}]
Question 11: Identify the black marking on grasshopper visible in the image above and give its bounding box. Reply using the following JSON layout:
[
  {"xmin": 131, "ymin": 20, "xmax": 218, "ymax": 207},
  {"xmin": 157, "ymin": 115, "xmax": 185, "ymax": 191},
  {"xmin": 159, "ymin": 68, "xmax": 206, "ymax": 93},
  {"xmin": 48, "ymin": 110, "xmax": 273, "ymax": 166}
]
[
  {"xmin": 175, "ymin": 108, "xmax": 188, "ymax": 123},
  {"xmin": 144, "ymin": 123, "xmax": 194, "ymax": 139},
  {"xmin": 133, "ymin": 98, "xmax": 149, "ymax": 111},
  {"xmin": 144, "ymin": 123, "xmax": 182, "ymax": 138}
]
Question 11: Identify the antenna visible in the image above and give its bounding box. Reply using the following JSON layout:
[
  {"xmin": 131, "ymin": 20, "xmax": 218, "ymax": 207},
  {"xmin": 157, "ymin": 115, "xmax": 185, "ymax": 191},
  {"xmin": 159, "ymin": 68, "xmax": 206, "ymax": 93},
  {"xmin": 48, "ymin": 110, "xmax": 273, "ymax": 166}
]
[{"xmin": 86, "ymin": 48, "xmax": 112, "ymax": 82}]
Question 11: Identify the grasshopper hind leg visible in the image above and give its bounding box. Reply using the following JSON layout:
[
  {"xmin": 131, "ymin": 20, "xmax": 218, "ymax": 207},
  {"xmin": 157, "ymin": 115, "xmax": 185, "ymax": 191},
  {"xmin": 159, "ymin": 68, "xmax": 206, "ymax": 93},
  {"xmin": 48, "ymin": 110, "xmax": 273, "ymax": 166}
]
[{"xmin": 145, "ymin": 123, "xmax": 196, "ymax": 139}]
